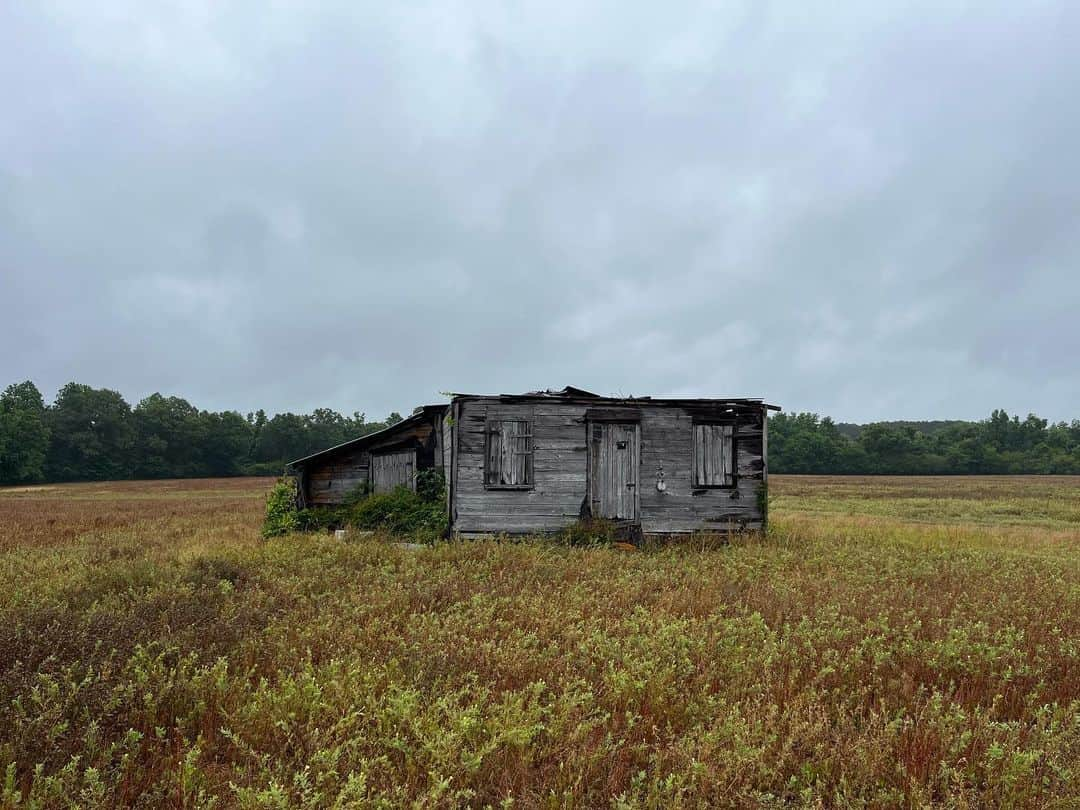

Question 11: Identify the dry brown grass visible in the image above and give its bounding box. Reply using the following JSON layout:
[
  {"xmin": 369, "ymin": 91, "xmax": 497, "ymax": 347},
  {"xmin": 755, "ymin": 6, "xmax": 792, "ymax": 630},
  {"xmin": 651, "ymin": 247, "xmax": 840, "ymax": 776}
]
[
  {"xmin": 771, "ymin": 474, "xmax": 1080, "ymax": 528},
  {"xmin": 0, "ymin": 476, "xmax": 1077, "ymax": 808},
  {"xmin": 0, "ymin": 477, "xmax": 268, "ymax": 552}
]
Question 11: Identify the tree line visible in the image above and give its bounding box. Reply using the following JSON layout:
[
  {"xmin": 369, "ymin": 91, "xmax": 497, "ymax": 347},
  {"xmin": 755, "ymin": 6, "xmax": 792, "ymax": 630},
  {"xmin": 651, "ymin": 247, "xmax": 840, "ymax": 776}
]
[
  {"xmin": 4, "ymin": 379, "xmax": 1080, "ymax": 484},
  {"xmin": 769, "ymin": 410, "xmax": 1080, "ymax": 474},
  {"xmin": 0, "ymin": 380, "xmax": 402, "ymax": 484}
]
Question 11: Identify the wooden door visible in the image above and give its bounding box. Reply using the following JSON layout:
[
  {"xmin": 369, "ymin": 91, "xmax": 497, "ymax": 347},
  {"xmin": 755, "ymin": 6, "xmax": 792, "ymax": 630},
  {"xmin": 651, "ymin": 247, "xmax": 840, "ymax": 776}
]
[
  {"xmin": 589, "ymin": 422, "xmax": 639, "ymax": 521},
  {"xmin": 371, "ymin": 449, "xmax": 416, "ymax": 494}
]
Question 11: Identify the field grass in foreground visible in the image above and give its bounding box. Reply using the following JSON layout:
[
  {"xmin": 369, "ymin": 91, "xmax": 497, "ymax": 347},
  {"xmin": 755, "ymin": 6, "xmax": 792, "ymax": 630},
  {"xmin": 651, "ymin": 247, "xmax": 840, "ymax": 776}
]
[{"xmin": 0, "ymin": 476, "xmax": 1077, "ymax": 808}]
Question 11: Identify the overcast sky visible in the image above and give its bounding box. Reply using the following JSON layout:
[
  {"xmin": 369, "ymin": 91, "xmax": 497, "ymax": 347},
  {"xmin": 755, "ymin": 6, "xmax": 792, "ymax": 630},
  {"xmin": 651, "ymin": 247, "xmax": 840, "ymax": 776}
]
[{"xmin": 2, "ymin": 2, "xmax": 1078, "ymax": 423}]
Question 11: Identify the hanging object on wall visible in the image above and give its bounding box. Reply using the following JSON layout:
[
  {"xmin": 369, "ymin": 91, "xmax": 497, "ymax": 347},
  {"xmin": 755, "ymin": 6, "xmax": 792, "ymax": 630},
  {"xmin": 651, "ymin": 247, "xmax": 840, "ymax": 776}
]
[{"xmin": 656, "ymin": 462, "xmax": 667, "ymax": 492}]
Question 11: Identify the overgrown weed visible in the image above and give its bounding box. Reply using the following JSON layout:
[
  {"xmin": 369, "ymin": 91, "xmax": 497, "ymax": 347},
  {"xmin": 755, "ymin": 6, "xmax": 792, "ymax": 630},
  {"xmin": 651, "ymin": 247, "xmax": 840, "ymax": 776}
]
[{"xmin": 0, "ymin": 475, "xmax": 1076, "ymax": 807}]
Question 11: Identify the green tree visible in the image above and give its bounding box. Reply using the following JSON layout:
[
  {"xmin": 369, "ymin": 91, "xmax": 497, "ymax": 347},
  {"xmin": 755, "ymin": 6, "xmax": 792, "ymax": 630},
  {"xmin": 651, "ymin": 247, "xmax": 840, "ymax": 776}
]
[
  {"xmin": 45, "ymin": 383, "xmax": 135, "ymax": 481},
  {"xmin": 201, "ymin": 410, "xmax": 253, "ymax": 476},
  {"xmin": 858, "ymin": 424, "xmax": 933, "ymax": 473},
  {"xmin": 769, "ymin": 412, "xmax": 855, "ymax": 473},
  {"xmin": 132, "ymin": 394, "xmax": 207, "ymax": 478},
  {"xmin": 252, "ymin": 412, "xmax": 310, "ymax": 465},
  {"xmin": 0, "ymin": 381, "xmax": 50, "ymax": 484}
]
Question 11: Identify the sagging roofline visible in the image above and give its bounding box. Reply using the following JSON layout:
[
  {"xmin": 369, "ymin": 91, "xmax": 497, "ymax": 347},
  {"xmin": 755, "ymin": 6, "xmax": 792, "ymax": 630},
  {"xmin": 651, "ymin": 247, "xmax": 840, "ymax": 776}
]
[
  {"xmin": 446, "ymin": 387, "xmax": 780, "ymax": 411},
  {"xmin": 286, "ymin": 404, "xmax": 448, "ymax": 469},
  {"xmin": 287, "ymin": 387, "xmax": 779, "ymax": 470}
]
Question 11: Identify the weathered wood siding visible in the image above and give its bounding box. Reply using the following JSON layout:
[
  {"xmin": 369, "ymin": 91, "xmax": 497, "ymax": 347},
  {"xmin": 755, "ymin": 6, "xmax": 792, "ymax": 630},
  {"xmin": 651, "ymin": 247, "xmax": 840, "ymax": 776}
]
[
  {"xmin": 451, "ymin": 398, "xmax": 765, "ymax": 535},
  {"xmin": 638, "ymin": 407, "xmax": 764, "ymax": 534},
  {"xmin": 441, "ymin": 410, "xmax": 454, "ymax": 477},
  {"xmin": 305, "ymin": 447, "xmax": 369, "ymax": 505},
  {"xmin": 371, "ymin": 449, "xmax": 416, "ymax": 493},
  {"xmin": 451, "ymin": 399, "xmax": 585, "ymax": 535}
]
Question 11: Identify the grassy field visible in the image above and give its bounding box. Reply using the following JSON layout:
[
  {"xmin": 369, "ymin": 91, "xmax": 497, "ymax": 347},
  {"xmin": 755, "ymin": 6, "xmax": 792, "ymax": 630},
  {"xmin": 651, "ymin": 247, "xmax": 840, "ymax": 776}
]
[{"xmin": 0, "ymin": 476, "xmax": 1077, "ymax": 808}]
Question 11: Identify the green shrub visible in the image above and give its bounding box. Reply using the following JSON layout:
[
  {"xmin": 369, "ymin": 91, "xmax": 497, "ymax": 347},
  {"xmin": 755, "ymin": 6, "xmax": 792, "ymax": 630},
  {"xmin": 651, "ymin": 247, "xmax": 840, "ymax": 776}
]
[
  {"xmin": 295, "ymin": 506, "xmax": 347, "ymax": 532},
  {"xmin": 415, "ymin": 468, "xmax": 446, "ymax": 502},
  {"xmin": 261, "ymin": 479, "xmax": 299, "ymax": 538},
  {"xmin": 348, "ymin": 486, "xmax": 447, "ymax": 543},
  {"xmin": 342, "ymin": 480, "xmax": 372, "ymax": 506},
  {"xmin": 264, "ymin": 470, "xmax": 447, "ymax": 541},
  {"xmin": 294, "ymin": 481, "xmax": 369, "ymax": 532}
]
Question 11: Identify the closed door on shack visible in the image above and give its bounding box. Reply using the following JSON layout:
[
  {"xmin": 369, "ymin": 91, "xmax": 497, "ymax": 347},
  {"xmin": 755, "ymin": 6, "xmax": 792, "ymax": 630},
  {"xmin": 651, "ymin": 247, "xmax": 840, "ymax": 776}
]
[{"xmin": 589, "ymin": 422, "xmax": 639, "ymax": 520}]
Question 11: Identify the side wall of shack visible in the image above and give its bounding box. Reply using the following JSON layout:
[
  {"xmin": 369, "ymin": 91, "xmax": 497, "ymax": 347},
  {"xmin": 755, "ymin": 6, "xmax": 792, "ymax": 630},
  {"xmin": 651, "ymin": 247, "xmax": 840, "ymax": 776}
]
[
  {"xmin": 303, "ymin": 446, "xmax": 371, "ymax": 506},
  {"xmin": 449, "ymin": 397, "xmax": 766, "ymax": 536}
]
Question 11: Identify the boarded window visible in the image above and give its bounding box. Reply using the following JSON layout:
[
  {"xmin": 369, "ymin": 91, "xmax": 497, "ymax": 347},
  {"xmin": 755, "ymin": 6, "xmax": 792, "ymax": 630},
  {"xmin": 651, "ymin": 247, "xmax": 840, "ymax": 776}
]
[
  {"xmin": 692, "ymin": 424, "xmax": 735, "ymax": 487},
  {"xmin": 485, "ymin": 420, "xmax": 533, "ymax": 488}
]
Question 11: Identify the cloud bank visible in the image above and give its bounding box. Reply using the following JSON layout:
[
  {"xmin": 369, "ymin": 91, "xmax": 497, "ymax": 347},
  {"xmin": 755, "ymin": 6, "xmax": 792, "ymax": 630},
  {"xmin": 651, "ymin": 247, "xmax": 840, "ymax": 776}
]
[{"xmin": 2, "ymin": 1, "xmax": 1078, "ymax": 421}]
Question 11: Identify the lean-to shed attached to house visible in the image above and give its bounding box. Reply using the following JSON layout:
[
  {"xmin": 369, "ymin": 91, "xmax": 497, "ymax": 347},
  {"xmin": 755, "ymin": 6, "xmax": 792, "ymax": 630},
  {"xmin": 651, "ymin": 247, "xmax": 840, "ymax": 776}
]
[
  {"xmin": 290, "ymin": 405, "xmax": 449, "ymax": 507},
  {"xmin": 289, "ymin": 387, "xmax": 779, "ymax": 537}
]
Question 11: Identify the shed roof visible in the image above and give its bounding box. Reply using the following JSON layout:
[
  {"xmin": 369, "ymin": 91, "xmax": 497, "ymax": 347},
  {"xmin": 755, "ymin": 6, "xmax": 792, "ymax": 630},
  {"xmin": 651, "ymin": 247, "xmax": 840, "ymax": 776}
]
[{"xmin": 286, "ymin": 403, "xmax": 448, "ymax": 468}]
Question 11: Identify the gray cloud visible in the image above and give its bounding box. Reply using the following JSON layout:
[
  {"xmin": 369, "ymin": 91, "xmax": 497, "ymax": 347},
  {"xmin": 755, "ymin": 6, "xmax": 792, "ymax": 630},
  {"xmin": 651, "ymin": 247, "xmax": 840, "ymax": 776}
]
[{"xmin": 1, "ymin": 0, "xmax": 1078, "ymax": 422}]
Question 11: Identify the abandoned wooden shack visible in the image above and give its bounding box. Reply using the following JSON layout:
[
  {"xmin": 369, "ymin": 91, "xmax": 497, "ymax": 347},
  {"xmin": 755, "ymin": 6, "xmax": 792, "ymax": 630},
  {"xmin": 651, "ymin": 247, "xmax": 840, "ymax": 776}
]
[{"xmin": 288, "ymin": 387, "xmax": 779, "ymax": 537}]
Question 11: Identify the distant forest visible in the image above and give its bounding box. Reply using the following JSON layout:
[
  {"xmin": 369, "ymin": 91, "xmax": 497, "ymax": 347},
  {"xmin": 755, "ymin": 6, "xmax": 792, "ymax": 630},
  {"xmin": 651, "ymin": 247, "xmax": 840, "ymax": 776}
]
[
  {"xmin": 3, "ymin": 379, "xmax": 1080, "ymax": 485},
  {"xmin": 0, "ymin": 380, "xmax": 403, "ymax": 485},
  {"xmin": 770, "ymin": 411, "xmax": 1080, "ymax": 475}
]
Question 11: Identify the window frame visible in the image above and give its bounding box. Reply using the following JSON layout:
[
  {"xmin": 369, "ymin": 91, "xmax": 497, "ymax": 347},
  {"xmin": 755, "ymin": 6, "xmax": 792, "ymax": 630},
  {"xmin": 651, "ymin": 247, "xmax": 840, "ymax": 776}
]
[
  {"xmin": 483, "ymin": 418, "xmax": 535, "ymax": 490},
  {"xmin": 691, "ymin": 421, "xmax": 737, "ymax": 490}
]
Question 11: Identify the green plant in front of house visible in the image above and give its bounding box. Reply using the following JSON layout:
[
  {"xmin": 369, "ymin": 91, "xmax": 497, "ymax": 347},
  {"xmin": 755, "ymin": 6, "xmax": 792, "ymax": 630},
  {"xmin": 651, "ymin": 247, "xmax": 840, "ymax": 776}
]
[
  {"xmin": 261, "ymin": 478, "xmax": 299, "ymax": 538},
  {"xmin": 414, "ymin": 467, "xmax": 446, "ymax": 502},
  {"xmin": 267, "ymin": 472, "xmax": 448, "ymax": 541},
  {"xmin": 295, "ymin": 505, "xmax": 347, "ymax": 532},
  {"xmin": 347, "ymin": 482, "xmax": 447, "ymax": 543}
]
